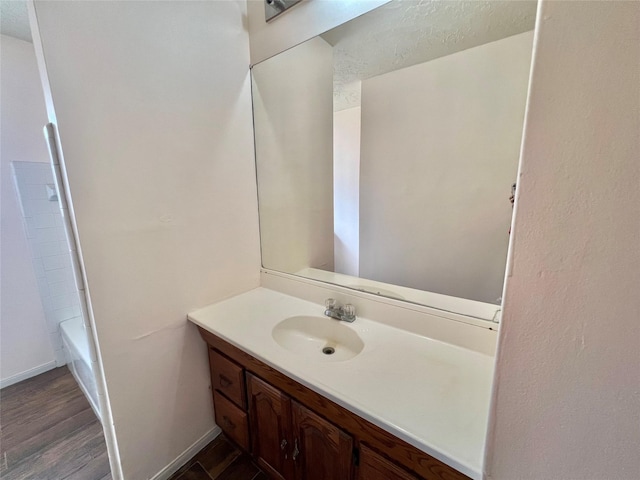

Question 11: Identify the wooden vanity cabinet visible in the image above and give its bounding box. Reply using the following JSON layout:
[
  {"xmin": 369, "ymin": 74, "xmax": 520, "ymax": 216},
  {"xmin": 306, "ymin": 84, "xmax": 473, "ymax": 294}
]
[
  {"xmin": 200, "ymin": 327, "xmax": 470, "ymax": 480},
  {"xmin": 208, "ymin": 348, "xmax": 250, "ymax": 451},
  {"xmin": 212, "ymin": 391, "xmax": 249, "ymax": 451},
  {"xmin": 357, "ymin": 444, "xmax": 419, "ymax": 480},
  {"xmin": 247, "ymin": 374, "xmax": 294, "ymax": 480},
  {"xmin": 291, "ymin": 400, "xmax": 353, "ymax": 480},
  {"xmin": 247, "ymin": 374, "xmax": 354, "ymax": 480},
  {"xmin": 209, "ymin": 349, "xmax": 246, "ymax": 409}
]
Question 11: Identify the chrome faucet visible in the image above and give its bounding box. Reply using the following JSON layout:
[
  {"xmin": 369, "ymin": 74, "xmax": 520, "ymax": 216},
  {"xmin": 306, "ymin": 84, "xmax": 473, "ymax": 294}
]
[{"xmin": 324, "ymin": 298, "xmax": 356, "ymax": 323}]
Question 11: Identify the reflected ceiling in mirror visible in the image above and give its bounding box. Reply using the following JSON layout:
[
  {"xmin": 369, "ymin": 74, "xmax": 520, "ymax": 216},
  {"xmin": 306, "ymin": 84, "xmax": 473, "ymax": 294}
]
[{"xmin": 251, "ymin": 0, "xmax": 537, "ymax": 321}]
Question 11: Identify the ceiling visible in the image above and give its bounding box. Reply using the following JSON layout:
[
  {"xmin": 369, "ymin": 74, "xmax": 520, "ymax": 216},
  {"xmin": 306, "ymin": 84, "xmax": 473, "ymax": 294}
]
[
  {"xmin": 322, "ymin": 0, "xmax": 538, "ymax": 111},
  {"xmin": 0, "ymin": 0, "xmax": 32, "ymax": 42}
]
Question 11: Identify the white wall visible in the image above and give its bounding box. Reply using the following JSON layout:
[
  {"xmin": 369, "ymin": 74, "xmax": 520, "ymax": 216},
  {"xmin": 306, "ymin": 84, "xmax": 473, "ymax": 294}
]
[
  {"xmin": 253, "ymin": 36, "xmax": 335, "ymax": 274},
  {"xmin": 485, "ymin": 1, "xmax": 640, "ymax": 479},
  {"xmin": 247, "ymin": 0, "xmax": 388, "ymax": 65},
  {"xmin": 359, "ymin": 32, "xmax": 533, "ymax": 304},
  {"xmin": 0, "ymin": 34, "xmax": 56, "ymax": 387},
  {"xmin": 30, "ymin": 1, "xmax": 261, "ymax": 478},
  {"xmin": 333, "ymin": 106, "xmax": 360, "ymax": 277}
]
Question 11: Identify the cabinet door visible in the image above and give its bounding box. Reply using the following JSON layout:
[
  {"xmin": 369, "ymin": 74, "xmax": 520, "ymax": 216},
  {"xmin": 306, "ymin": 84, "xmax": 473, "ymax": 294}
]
[
  {"xmin": 291, "ymin": 400, "xmax": 353, "ymax": 480},
  {"xmin": 247, "ymin": 374, "xmax": 294, "ymax": 480},
  {"xmin": 357, "ymin": 444, "xmax": 419, "ymax": 480}
]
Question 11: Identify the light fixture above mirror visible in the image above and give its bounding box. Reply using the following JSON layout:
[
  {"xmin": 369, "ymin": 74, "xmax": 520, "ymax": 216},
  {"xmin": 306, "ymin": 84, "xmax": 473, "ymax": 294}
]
[{"xmin": 264, "ymin": 0, "xmax": 303, "ymax": 22}]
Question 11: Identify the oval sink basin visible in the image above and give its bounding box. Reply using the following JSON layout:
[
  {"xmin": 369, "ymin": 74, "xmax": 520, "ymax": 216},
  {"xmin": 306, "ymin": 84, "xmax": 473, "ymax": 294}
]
[{"xmin": 272, "ymin": 316, "xmax": 364, "ymax": 362}]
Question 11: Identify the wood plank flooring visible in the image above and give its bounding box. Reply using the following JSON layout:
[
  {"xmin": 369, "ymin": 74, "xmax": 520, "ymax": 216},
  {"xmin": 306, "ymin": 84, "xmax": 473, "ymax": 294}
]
[
  {"xmin": 0, "ymin": 366, "xmax": 110, "ymax": 480},
  {"xmin": 169, "ymin": 435, "xmax": 266, "ymax": 480}
]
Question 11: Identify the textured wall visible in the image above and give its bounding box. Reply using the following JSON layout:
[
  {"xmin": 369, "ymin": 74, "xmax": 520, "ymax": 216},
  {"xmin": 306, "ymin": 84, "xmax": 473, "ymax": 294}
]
[
  {"xmin": 31, "ymin": 1, "xmax": 261, "ymax": 478},
  {"xmin": 485, "ymin": 1, "xmax": 640, "ymax": 479}
]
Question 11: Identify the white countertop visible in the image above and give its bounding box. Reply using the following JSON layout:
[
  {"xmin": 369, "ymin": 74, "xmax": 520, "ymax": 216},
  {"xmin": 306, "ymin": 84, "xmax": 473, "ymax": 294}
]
[{"xmin": 188, "ymin": 287, "xmax": 495, "ymax": 479}]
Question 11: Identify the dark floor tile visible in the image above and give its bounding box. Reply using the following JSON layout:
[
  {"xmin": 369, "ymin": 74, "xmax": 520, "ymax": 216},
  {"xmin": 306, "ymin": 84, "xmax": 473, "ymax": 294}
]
[
  {"xmin": 0, "ymin": 367, "xmax": 68, "ymax": 396},
  {"xmin": 175, "ymin": 462, "xmax": 213, "ymax": 480},
  {"xmin": 62, "ymin": 448, "xmax": 111, "ymax": 480},
  {"xmin": 0, "ymin": 367, "xmax": 75, "ymax": 415},
  {"xmin": 1, "ymin": 394, "xmax": 91, "ymax": 455},
  {"xmin": 169, "ymin": 435, "xmax": 264, "ymax": 480},
  {"xmin": 197, "ymin": 436, "xmax": 242, "ymax": 478},
  {"xmin": 2, "ymin": 419, "xmax": 106, "ymax": 480},
  {"xmin": 0, "ymin": 367, "xmax": 110, "ymax": 480},
  {"xmin": 215, "ymin": 454, "xmax": 261, "ymax": 480},
  {"xmin": 1, "ymin": 368, "xmax": 92, "ymax": 457},
  {"xmin": 2, "ymin": 406, "xmax": 97, "ymax": 467}
]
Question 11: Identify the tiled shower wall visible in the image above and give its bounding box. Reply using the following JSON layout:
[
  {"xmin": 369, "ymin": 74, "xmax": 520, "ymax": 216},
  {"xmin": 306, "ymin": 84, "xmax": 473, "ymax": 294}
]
[{"xmin": 12, "ymin": 161, "xmax": 82, "ymax": 366}]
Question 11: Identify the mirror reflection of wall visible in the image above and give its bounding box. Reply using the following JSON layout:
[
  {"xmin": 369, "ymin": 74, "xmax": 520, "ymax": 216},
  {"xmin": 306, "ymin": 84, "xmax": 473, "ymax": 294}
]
[
  {"xmin": 253, "ymin": 37, "xmax": 335, "ymax": 274},
  {"xmin": 252, "ymin": 0, "xmax": 537, "ymax": 314}
]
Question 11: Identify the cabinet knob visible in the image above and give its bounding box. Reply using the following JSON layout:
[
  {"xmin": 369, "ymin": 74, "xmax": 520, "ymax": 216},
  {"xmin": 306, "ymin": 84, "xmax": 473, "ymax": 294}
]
[
  {"xmin": 219, "ymin": 374, "xmax": 232, "ymax": 388},
  {"xmin": 280, "ymin": 439, "xmax": 287, "ymax": 450},
  {"xmin": 222, "ymin": 416, "xmax": 235, "ymax": 430}
]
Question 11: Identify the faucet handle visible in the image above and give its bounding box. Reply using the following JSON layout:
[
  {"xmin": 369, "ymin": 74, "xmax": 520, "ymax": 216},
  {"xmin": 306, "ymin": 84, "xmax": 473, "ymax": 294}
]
[
  {"xmin": 325, "ymin": 298, "xmax": 336, "ymax": 309},
  {"xmin": 343, "ymin": 304, "xmax": 356, "ymax": 319}
]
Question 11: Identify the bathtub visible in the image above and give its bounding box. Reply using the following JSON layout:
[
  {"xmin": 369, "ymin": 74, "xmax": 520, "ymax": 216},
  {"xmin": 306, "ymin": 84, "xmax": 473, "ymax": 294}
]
[{"xmin": 60, "ymin": 317, "xmax": 101, "ymax": 420}]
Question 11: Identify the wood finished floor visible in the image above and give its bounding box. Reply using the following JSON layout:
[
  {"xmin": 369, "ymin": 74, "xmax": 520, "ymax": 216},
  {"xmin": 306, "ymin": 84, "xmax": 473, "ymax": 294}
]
[
  {"xmin": 169, "ymin": 435, "xmax": 265, "ymax": 480},
  {"xmin": 0, "ymin": 366, "xmax": 111, "ymax": 480}
]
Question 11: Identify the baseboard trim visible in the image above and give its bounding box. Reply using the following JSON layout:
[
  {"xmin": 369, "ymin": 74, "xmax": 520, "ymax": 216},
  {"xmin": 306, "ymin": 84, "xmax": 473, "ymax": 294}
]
[
  {"xmin": 0, "ymin": 361, "xmax": 57, "ymax": 389},
  {"xmin": 150, "ymin": 426, "xmax": 221, "ymax": 480}
]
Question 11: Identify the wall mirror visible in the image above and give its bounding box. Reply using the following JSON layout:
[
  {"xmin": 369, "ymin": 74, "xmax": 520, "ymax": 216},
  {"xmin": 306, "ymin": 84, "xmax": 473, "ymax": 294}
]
[{"xmin": 251, "ymin": 0, "xmax": 537, "ymax": 321}]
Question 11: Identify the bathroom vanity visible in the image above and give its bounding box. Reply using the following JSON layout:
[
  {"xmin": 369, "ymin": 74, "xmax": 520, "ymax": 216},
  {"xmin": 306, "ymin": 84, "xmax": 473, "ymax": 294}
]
[
  {"xmin": 189, "ymin": 287, "xmax": 495, "ymax": 480},
  {"xmin": 189, "ymin": 2, "xmax": 536, "ymax": 477}
]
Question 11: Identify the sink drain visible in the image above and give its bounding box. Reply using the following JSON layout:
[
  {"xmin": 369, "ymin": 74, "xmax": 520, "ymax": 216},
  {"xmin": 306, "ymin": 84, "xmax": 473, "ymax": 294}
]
[{"xmin": 322, "ymin": 347, "xmax": 335, "ymax": 355}]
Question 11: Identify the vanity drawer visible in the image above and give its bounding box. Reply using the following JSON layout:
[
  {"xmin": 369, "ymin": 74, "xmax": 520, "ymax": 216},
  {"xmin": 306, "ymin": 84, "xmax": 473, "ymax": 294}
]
[
  {"xmin": 358, "ymin": 444, "xmax": 419, "ymax": 480},
  {"xmin": 209, "ymin": 348, "xmax": 246, "ymax": 409},
  {"xmin": 214, "ymin": 392, "xmax": 250, "ymax": 451}
]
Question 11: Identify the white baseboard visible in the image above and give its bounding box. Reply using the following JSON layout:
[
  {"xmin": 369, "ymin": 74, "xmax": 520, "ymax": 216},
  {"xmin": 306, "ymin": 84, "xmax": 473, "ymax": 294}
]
[
  {"xmin": 150, "ymin": 426, "xmax": 221, "ymax": 480},
  {"xmin": 0, "ymin": 360, "xmax": 57, "ymax": 389}
]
